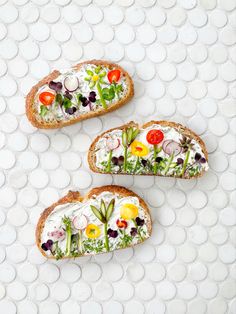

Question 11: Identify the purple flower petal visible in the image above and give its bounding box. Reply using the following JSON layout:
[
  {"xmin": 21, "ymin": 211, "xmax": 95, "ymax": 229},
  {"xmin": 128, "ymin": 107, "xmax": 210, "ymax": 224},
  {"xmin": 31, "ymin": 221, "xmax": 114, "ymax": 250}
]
[
  {"xmin": 130, "ymin": 227, "xmax": 137, "ymax": 237},
  {"xmin": 195, "ymin": 153, "xmax": 202, "ymax": 161},
  {"xmin": 136, "ymin": 217, "xmax": 144, "ymax": 226}
]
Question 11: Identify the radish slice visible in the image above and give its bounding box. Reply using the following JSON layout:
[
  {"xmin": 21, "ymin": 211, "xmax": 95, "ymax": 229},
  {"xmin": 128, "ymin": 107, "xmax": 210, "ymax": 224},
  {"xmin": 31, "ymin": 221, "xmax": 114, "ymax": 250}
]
[
  {"xmin": 64, "ymin": 76, "xmax": 79, "ymax": 92},
  {"xmin": 47, "ymin": 229, "xmax": 65, "ymax": 242},
  {"xmin": 165, "ymin": 141, "xmax": 182, "ymax": 156},
  {"xmin": 73, "ymin": 214, "xmax": 88, "ymax": 230},
  {"xmin": 106, "ymin": 138, "xmax": 120, "ymax": 151},
  {"xmin": 162, "ymin": 140, "xmax": 172, "ymax": 152}
]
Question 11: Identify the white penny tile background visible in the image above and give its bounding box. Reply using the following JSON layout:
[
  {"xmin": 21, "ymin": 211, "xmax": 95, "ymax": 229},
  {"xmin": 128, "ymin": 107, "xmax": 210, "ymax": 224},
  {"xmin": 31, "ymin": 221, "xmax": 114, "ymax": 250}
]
[{"xmin": 0, "ymin": 0, "xmax": 236, "ymax": 313}]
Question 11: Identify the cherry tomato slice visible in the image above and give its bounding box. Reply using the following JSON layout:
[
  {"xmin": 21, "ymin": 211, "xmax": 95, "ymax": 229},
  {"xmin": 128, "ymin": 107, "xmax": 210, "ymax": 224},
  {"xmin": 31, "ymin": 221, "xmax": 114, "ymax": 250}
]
[
  {"xmin": 107, "ymin": 69, "xmax": 121, "ymax": 83},
  {"xmin": 146, "ymin": 129, "xmax": 164, "ymax": 145},
  {"xmin": 39, "ymin": 91, "xmax": 55, "ymax": 106}
]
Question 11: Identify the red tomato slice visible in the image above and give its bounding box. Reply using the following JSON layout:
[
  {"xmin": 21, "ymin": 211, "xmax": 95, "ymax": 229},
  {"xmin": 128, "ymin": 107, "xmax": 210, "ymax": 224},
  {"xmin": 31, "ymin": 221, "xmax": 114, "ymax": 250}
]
[
  {"xmin": 146, "ymin": 129, "xmax": 164, "ymax": 145},
  {"xmin": 108, "ymin": 69, "xmax": 121, "ymax": 83},
  {"xmin": 39, "ymin": 91, "xmax": 55, "ymax": 106}
]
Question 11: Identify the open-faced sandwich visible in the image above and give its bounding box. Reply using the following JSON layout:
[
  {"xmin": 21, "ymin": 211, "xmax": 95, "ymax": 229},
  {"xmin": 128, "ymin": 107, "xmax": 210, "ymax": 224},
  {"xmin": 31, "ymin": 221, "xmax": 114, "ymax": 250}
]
[
  {"xmin": 88, "ymin": 121, "xmax": 209, "ymax": 179},
  {"xmin": 26, "ymin": 60, "xmax": 134, "ymax": 129},
  {"xmin": 36, "ymin": 186, "xmax": 151, "ymax": 259}
]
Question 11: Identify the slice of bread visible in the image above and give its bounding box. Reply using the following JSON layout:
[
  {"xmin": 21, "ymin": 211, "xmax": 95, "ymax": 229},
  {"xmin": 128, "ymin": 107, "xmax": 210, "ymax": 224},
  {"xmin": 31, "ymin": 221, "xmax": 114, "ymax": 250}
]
[
  {"xmin": 88, "ymin": 120, "xmax": 209, "ymax": 179},
  {"xmin": 26, "ymin": 60, "xmax": 134, "ymax": 129},
  {"xmin": 36, "ymin": 185, "xmax": 152, "ymax": 260}
]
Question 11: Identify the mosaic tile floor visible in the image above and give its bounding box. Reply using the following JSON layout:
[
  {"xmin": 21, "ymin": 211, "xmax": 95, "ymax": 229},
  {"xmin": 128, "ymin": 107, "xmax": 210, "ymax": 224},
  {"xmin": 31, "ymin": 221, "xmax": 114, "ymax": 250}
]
[{"xmin": 0, "ymin": 0, "xmax": 235, "ymax": 313}]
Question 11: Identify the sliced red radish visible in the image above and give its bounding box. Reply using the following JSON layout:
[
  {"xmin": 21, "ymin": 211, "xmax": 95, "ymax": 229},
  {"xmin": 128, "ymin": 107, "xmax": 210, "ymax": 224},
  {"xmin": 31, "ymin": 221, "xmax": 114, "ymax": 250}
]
[
  {"xmin": 162, "ymin": 140, "xmax": 172, "ymax": 152},
  {"xmin": 47, "ymin": 228, "xmax": 65, "ymax": 242},
  {"xmin": 64, "ymin": 75, "xmax": 79, "ymax": 92},
  {"xmin": 106, "ymin": 138, "xmax": 120, "ymax": 151},
  {"xmin": 165, "ymin": 141, "xmax": 182, "ymax": 156},
  {"xmin": 73, "ymin": 214, "xmax": 88, "ymax": 230}
]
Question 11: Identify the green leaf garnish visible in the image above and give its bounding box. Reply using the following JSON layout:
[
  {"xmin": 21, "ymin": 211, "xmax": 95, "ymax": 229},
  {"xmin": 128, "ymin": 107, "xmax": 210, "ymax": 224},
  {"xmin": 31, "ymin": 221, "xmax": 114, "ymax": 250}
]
[
  {"xmin": 90, "ymin": 205, "xmax": 105, "ymax": 223},
  {"xmin": 62, "ymin": 98, "xmax": 72, "ymax": 109},
  {"xmin": 116, "ymin": 84, "xmax": 123, "ymax": 93},
  {"xmin": 122, "ymin": 131, "xmax": 127, "ymax": 146},
  {"xmin": 105, "ymin": 199, "xmax": 115, "ymax": 221},
  {"xmin": 40, "ymin": 105, "xmax": 49, "ymax": 117},
  {"xmin": 86, "ymin": 69, "xmax": 93, "ymax": 76},
  {"xmin": 95, "ymin": 66, "xmax": 101, "ymax": 74},
  {"xmin": 89, "ymin": 81, "xmax": 96, "ymax": 89},
  {"xmin": 127, "ymin": 128, "xmax": 133, "ymax": 144},
  {"xmin": 55, "ymin": 93, "xmax": 63, "ymax": 105},
  {"xmin": 100, "ymin": 199, "xmax": 106, "ymax": 218},
  {"xmin": 99, "ymin": 71, "xmax": 106, "ymax": 78},
  {"xmin": 102, "ymin": 87, "xmax": 115, "ymax": 101}
]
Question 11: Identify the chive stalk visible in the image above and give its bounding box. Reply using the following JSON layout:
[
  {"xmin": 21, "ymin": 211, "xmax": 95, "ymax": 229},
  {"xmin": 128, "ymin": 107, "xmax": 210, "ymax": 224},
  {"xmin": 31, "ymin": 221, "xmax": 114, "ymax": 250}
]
[
  {"xmin": 63, "ymin": 217, "xmax": 72, "ymax": 257},
  {"xmin": 122, "ymin": 131, "xmax": 128, "ymax": 172},
  {"xmin": 78, "ymin": 230, "xmax": 82, "ymax": 254},
  {"xmin": 163, "ymin": 153, "xmax": 175, "ymax": 175},
  {"xmin": 96, "ymin": 81, "xmax": 107, "ymax": 109},
  {"xmin": 104, "ymin": 223, "xmax": 109, "ymax": 252},
  {"xmin": 106, "ymin": 150, "xmax": 112, "ymax": 172},
  {"xmin": 181, "ymin": 149, "xmax": 190, "ymax": 177},
  {"xmin": 123, "ymin": 147, "xmax": 128, "ymax": 172},
  {"xmin": 153, "ymin": 144, "xmax": 157, "ymax": 175}
]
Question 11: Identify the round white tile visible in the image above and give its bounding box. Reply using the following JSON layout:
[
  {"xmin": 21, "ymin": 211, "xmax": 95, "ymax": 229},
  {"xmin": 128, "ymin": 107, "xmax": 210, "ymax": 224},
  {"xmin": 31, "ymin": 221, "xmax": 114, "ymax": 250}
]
[
  {"xmin": 113, "ymin": 282, "xmax": 134, "ymax": 301},
  {"xmin": 156, "ymin": 281, "xmax": 176, "ymax": 300}
]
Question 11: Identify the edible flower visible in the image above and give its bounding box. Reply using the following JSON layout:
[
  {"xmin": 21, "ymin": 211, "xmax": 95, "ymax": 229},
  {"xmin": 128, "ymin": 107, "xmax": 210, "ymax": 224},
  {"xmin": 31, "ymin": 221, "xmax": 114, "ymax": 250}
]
[
  {"xmin": 49, "ymin": 81, "xmax": 62, "ymax": 92},
  {"xmin": 41, "ymin": 239, "xmax": 53, "ymax": 252},
  {"xmin": 85, "ymin": 67, "xmax": 107, "ymax": 109},
  {"xmin": 92, "ymin": 74, "xmax": 99, "ymax": 82},
  {"xmin": 85, "ymin": 224, "xmax": 101, "ymax": 239},
  {"xmin": 130, "ymin": 228, "xmax": 137, "ymax": 237},
  {"xmin": 135, "ymin": 217, "xmax": 145, "ymax": 226},
  {"xmin": 107, "ymin": 228, "xmax": 118, "ymax": 238},
  {"xmin": 116, "ymin": 219, "xmax": 128, "ymax": 229},
  {"xmin": 195, "ymin": 152, "xmax": 206, "ymax": 163},
  {"xmin": 47, "ymin": 229, "xmax": 65, "ymax": 242},
  {"xmin": 131, "ymin": 141, "xmax": 149, "ymax": 157},
  {"xmin": 120, "ymin": 203, "xmax": 138, "ymax": 220}
]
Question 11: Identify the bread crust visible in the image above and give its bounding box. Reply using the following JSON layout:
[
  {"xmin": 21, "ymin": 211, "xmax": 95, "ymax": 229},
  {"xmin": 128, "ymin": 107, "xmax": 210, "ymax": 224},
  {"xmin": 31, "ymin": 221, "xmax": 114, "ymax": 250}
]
[
  {"xmin": 88, "ymin": 120, "xmax": 208, "ymax": 179},
  {"xmin": 36, "ymin": 186, "xmax": 152, "ymax": 259},
  {"xmin": 26, "ymin": 60, "xmax": 134, "ymax": 129}
]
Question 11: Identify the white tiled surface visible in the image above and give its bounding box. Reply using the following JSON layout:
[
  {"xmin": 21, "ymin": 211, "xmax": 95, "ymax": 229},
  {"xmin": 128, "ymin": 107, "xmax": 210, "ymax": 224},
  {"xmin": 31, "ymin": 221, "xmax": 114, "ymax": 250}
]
[{"xmin": 0, "ymin": 0, "xmax": 236, "ymax": 313}]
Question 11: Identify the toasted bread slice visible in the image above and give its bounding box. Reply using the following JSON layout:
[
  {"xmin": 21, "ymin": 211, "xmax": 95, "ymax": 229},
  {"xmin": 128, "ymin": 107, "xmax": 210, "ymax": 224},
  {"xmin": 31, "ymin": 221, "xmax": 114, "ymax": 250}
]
[
  {"xmin": 88, "ymin": 120, "xmax": 209, "ymax": 179},
  {"xmin": 26, "ymin": 60, "xmax": 134, "ymax": 129},
  {"xmin": 36, "ymin": 186, "xmax": 152, "ymax": 259}
]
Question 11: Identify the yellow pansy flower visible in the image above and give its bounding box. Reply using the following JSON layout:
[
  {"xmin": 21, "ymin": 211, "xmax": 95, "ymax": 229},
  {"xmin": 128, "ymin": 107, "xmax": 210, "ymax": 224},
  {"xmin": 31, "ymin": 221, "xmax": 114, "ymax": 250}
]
[
  {"xmin": 85, "ymin": 224, "xmax": 101, "ymax": 239},
  {"xmin": 130, "ymin": 141, "xmax": 149, "ymax": 157},
  {"xmin": 92, "ymin": 74, "xmax": 99, "ymax": 82},
  {"xmin": 120, "ymin": 203, "xmax": 138, "ymax": 220}
]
